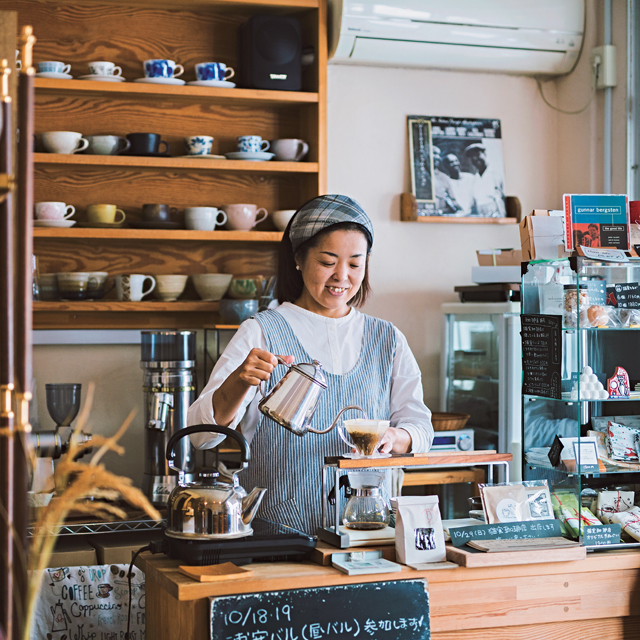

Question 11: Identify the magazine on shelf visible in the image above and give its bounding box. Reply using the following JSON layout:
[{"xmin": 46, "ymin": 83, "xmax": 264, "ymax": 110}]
[
  {"xmin": 563, "ymin": 193, "xmax": 630, "ymax": 251},
  {"xmin": 408, "ymin": 115, "xmax": 506, "ymax": 218}
]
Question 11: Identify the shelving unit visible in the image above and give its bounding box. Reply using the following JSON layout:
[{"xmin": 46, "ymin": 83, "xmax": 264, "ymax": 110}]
[{"xmin": 7, "ymin": 0, "xmax": 327, "ymax": 329}]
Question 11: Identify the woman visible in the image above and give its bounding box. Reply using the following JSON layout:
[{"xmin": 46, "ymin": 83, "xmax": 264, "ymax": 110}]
[{"xmin": 188, "ymin": 194, "xmax": 433, "ymax": 534}]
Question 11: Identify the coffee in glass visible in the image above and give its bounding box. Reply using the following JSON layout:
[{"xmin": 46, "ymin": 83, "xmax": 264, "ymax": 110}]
[{"xmin": 338, "ymin": 419, "xmax": 390, "ymax": 458}]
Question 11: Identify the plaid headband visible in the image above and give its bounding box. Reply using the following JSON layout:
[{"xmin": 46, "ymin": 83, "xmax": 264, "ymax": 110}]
[{"xmin": 288, "ymin": 194, "xmax": 374, "ymax": 252}]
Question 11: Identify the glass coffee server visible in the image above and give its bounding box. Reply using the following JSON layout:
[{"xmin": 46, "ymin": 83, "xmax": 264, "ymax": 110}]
[{"xmin": 522, "ymin": 257, "xmax": 640, "ymax": 549}]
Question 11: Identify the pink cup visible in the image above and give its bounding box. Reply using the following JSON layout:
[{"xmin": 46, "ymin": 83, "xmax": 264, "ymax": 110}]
[
  {"xmin": 34, "ymin": 202, "xmax": 76, "ymax": 220},
  {"xmin": 222, "ymin": 204, "xmax": 268, "ymax": 231}
]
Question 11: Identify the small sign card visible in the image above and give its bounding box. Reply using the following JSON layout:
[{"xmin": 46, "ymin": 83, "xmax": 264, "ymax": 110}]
[
  {"xmin": 614, "ymin": 283, "xmax": 640, "ymax": 309},
  {"xmin": 521, "ymin": 314, "xmax": 562, "ymax": 399},
  {"xmin": 449, "ymin": 520, "xmax": 562, "ymax": 548},
  {"xmin": 580, "ymin": 247, "xmax": 629, "ymax": 262},
  {"xmin": 583, "ymin": 524, "xmax": 622, "ymax": 546}
]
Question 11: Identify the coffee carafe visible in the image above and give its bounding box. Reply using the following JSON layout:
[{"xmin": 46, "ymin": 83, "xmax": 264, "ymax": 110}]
[
  {"xmin": 141, "ymin": 331, "xmax": 196, "ymax": 506},
  {"xmin": 258, "ymin": 356, "xmax": 367, "ymax": 436},
  {"xmin": 340, "ymin": 471, "xmax": 391, "ymax": 531}
]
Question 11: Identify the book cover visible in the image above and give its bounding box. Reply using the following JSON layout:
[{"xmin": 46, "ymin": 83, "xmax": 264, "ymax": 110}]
[
  {"xmin": 563, "ymin": 194, "xmax": 630, "ymax": 251},
  {"xmin": 408, "ymin": 115, "xmax": 506, "ymax": 218}
]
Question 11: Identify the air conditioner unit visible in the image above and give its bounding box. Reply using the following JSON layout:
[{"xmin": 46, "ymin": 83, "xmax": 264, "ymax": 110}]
[{"xmin": 328, "ymin": 0, "xmax": 584, "ymax": 76}]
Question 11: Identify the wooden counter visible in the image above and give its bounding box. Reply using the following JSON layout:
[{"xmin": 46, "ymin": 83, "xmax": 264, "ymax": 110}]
[{"xmin": 137, "ymin": 548, "xmax": 640, "ymax": 639}]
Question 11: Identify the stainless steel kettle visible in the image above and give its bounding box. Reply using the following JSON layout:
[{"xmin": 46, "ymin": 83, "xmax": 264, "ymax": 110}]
[
  {"xmin": 164, "ymin": 425, "xmax": 266, "ymax": 540},
  {"xmin": 258, "ymin": 356, "xmax": 367, "ymax": 436}
]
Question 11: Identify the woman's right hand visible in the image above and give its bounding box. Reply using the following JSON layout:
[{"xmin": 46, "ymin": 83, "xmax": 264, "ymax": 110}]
[{"xmin": 236, "ymin": 349, "xmax": 294, "ymax": 388}]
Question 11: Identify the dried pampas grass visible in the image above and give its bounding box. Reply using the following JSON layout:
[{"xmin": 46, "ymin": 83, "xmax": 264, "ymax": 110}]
[{"xmin": 24, "ymin": 383, "xmax": 161, "ymax": 640}]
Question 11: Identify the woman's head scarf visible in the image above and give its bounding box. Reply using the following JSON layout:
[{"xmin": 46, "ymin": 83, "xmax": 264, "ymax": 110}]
[{"xmin": 288, "ymin": 194, "xmax": 374, "ymax": 253}]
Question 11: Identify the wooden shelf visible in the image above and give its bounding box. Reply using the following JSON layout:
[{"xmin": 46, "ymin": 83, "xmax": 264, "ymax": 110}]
[
  {"xmin": 34, "ymin": 229, "xmax": 283, "ymax": 241},
  {"xmin": 34, "ymin": 301, "xmax": 219, "ymax": 312},
  {"xmin": 411, "ymin": 216, "xmax": 518, "ymax": 225},
  {"xmin": 400, "ymin": 193, "xmax": 521, "ymax": 224},
  {"xmin": 45, "ymin": 0, "xmax": 319, "ymax": 11},
  {"xmin": 34, "ymin": 153, "xmax": 319, "ymax": 174},
  {"xmin": 35, "ymin": 78, "xmax": 318, "ymax": 103}
]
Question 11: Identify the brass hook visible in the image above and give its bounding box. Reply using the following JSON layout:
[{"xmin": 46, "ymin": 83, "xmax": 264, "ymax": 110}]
[
  {"xmin": 20, "ymin": 25, "xmax": 36, "ymax": 74},
  {"xmin": 0, "ymin": 59, "xmax": 10, "ymax": 102}
]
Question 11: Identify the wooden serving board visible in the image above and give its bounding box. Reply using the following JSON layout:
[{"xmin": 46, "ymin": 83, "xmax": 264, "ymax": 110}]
[
  {"xmin": 178, "ymin": 563, "xmax": 253, "ymax": 582},
  {"xmin": 446, "ymin": 542, "xmax": 586, "ymax": 568}
]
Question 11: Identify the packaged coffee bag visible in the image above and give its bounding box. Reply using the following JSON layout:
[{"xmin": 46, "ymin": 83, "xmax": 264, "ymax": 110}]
[{"xmin": 391, "ymin": 496, "xmax": 445, "ymax": 565}]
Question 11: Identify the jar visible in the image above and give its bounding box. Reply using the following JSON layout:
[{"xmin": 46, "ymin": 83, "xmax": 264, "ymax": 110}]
[
  {"xmin": 563, "ymin": 284, "xmax": 588, "ymax": 328},
  {"xmin": 458, "ymin": 350, "xmax": 488, "ymax": 377}
]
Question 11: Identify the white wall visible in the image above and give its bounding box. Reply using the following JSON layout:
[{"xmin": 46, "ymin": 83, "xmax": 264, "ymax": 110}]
[{"xmin": 327, "ymin": 64, "xmax": 559, "ymax": 410}]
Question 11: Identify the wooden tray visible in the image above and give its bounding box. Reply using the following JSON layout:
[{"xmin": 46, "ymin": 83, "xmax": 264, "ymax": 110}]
[
  {"xmin": 446, "ymin": 543, "xmax": 586, "ymax": 568},
  {"xmin": 178, "ymin": 562, "xmax": 253, "ymax": 582}
]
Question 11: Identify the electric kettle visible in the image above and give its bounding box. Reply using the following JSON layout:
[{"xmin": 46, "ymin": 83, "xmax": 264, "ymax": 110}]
[
  {"xmin": 164, "ymin": 425, "xmax": 266, "ymax": 540},
  {"xmin": 258, "ymin": 356, "xmax": 367, "ymax": 436}
]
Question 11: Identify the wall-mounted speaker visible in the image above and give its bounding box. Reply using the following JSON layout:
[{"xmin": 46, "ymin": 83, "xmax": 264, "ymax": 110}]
[{"xmin": 238, "ymin": 15, "xmax": 302, "ymax": 91}]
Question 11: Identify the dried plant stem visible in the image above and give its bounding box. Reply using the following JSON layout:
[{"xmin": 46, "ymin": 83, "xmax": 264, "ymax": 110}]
[{"xmin": 21, "ymin": 384, "xmax": 161, "ymax": 640}]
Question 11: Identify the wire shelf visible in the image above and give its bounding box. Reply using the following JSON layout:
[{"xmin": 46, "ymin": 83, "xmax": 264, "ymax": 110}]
[{"xmin": 28, "ymin": 517, "xmax": 166, "ymax": 537}]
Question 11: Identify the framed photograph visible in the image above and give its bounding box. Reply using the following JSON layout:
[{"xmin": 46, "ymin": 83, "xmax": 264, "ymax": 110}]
[{"xmin": 407, "ymin": 115, "xmax": 506, "ymax": 218}]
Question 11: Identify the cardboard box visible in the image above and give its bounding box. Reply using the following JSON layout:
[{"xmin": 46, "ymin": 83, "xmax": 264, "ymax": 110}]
[
  {"xmin": 90, "ymin": 532, "xmax": 163, "ymax": 565},
  {"xmin": 471, "ymin": 266, "xmax": 522, "ymax": 284},
  {"xmin": 476, "ymin": 249, "xmax": 522, "ymax": 266},
  {"xmin": 47, "ymin": 537, "xmax": 97, "ymax": 568},
  {"xmin": 520, "ymin": 210, "xmax": 565, "ymax": 260}
]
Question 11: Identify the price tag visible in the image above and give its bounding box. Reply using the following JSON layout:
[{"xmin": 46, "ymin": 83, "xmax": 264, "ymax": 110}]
[{"xmin": 583, "ymin": 524, "xmax": 621, "ymax": 546}]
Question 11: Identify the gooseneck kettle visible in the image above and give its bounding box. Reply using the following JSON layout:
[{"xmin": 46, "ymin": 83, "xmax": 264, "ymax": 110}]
[
  {"xmin": 258, "ymin": 357, "xmax": 367, "ymax": 436},
  {"xmin": 164, "ymin": 425, "xmax": 266, "ymax": 540}
]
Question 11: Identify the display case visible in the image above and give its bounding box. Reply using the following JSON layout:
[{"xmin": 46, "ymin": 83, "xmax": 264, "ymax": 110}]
[{"xmin": 522, "ymin": 258, "xmax": 640, "ymax": 549}]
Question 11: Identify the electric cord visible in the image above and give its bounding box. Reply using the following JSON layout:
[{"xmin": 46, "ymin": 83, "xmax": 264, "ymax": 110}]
[{"xmin": 535, "ymin": 58, "xmax": 600, "ymax": 115}]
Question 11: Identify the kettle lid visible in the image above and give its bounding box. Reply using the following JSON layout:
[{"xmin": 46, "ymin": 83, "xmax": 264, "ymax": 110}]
[{"xmin": 292, "ymin": 360, "xmax": 327, "ymax": 389}]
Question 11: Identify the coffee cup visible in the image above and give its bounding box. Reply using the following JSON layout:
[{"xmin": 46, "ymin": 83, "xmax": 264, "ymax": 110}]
[
  {"xmin": 34, "ymin": 202, "xmax": 75, "ymax": 221},
  {"xmin": 195, "ymin": 62, "xmax": 235, "ymax": 82},
  {"xmin": 41, "ymin": 131, "xmax": 89, "ymax": 154},
  {"xmin": 86, "ymin": 272, "xmax": 114, "ymax": 300},
  {"xmin": 38, "ymin": 61, "xmax": 71, "ymax": 75},
  {"xmin": 222, "ymin": 204, "xmax": 268, "ymax": 231},
  {"xmin": 270, "ymin": 138, "xmax": 309, "ymax": 162},
  {"xmin": 88, "ymin": 61, "xmax": 122, "ymax": 76},
  {"xmin": 115, "ymin": 274, "xmax": 156, "ymax": 301},
  {"xmin": 184, "ymin": 136, "xmax": 213, "ymax": 156},
  {"xmin": 271, "ymin": 209, "xmax": 296, "ymax": 231},
  {"xmin": 126, "ymin": 133, "xmax": 169, "ymax": 156},
  {"xmin": 86, "ymin": 204, "xmax": 126, "ymax": 224},
  {"xmin": 184, "ymin": 206, "xmax": 227, "ymax": 231},
  {"xmin": 96, "ymin": 584, "xmax": 113, "ymax": 598},
  {"xmin": 142, "ymin": 203, "xmax": 178, "ymax": 223},
  {"xmin": 237, "ymin": 136, "xmax": 270, "ymax": 153},
  {"xmin": 155, "ymin": 275, "xmax": 188, "ymax": 301},
  {"xmin": 337, "ymin": 419, "xmax": 390, "ymax": 458},
  {"xmin": 56, "ymin": 272, "xmax": 96, "ymax": 301},
  {"xmin": 85, "ymin": 135, "xmax": 130, "ymax": 155},
  {"xmin": 144, "ymin": 59, "xmax": 184, "ymax": 79}
]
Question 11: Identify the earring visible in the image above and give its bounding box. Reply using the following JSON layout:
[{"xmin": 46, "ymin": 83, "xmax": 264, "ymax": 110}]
[{"xmin": 296, "ymin": 265, "xmax": 301, "ymax": 271}]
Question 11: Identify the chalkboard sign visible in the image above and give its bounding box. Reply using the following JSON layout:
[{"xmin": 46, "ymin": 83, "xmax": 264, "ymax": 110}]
[
  {"xmin": 583, "ymin": 524, "xmax": 622, "ymax": 546},
  {"xmin": 210, "ymin": 579, "xmax": 429, "ymax": 640},
  {"xmin": 408, "ymin": 116, "xmax": 435, "ymax": 203},
  {"xmin": 449, "ymin": 520, "xmax": 562, "ymax": 548},
  {"xmin": 521, "ymin": 314, "xmax": 562, "ymax": 399},
  {"xmin": 614, "ymin": 283, "xmax": 640, "ymax": 308}
]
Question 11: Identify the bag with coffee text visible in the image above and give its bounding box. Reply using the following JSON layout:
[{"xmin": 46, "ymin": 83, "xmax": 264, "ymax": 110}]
[{"xmin": 391, "ymin": 496, "xmax": 445, "ymax": 565}]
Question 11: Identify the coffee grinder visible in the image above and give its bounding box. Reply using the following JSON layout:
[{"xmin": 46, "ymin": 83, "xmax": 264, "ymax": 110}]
[{"xmin": 141, "ymin": 331, "xmax": 196, "ymax": 506}]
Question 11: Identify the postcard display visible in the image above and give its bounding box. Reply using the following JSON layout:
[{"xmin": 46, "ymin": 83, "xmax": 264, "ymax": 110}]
[{"xmin": 521, "ymin": 257, "xmax": 640, "ymax": 548}]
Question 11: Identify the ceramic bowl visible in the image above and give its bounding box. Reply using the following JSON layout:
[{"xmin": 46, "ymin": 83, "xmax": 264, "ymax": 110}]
[
  {"xmin": 227, "ymin": 277, "xmax": 259, "ymax": 299},
  {"xmin": 219, "ymin": 298, "xmax": 259, "ymax": 324},
  {"xmin": 271, "ymin": 209, "xmax": 296, "ymax": 231},
  {"xmin": 155, "ymin": 275, "xmax": 188, "ymax": 301},
  {"xmin": 192, "ymin": 273, "xmax": 232, "ymax": 301}
]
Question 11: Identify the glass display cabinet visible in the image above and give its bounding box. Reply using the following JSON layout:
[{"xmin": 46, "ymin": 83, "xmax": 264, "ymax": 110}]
[{"xmin": 522, "ymin": 258, "xmax": 640, "ymax": 548}]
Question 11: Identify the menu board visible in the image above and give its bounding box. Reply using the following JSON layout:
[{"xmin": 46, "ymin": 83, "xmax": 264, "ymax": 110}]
[
  {"xmin": 521, "ymin": 314, "xmax": 562, "ymax": 399},
  {"xmin": 583, "ymin": 524, "xmax": 622, "ymax": 546},
  {"xmin": 614, "ymin": 283, "xmax": 640, "ymax": 308},
  {"xmin": 210, "ymin": 580, "xmax": 430, "ymax": 640},
  {"xmin": 449, "ymin": 520, "xmax": 562, "ymax": 548}
]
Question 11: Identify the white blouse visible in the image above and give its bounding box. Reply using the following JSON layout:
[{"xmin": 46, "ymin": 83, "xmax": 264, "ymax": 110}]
[{"xmin": 187, "ymin": 302, "xmax": 433, "ymax": 452}]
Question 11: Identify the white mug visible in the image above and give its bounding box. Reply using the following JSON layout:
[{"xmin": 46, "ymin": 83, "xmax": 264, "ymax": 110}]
[
  {"xmin": 34, "ymin": 202, "xmax": 75, "ymax": 221},
  {"xmin": 41, "ymin": 131, "xmax": 89, "ymax": 154},
  {"xmin": 115, "ymin": 274, "xmax": 156, "ymax": 301},
  {"xmin": 88, "ymin": 61, "xmax": 122, "ymax": 76},
  {"xmin": 184, "ymin": 207, "xmax": 227, "ymax": 231}
]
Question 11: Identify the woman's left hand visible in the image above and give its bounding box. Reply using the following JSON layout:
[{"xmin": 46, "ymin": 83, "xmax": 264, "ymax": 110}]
[{"xmin": 378, "ymin": 427, "xmax": 412, "ymax": 454}]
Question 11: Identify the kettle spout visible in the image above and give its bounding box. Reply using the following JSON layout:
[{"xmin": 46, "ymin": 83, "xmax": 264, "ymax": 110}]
[{"xmin": 241, "ymin": 487, "xmax": 267, "ymax": 525}]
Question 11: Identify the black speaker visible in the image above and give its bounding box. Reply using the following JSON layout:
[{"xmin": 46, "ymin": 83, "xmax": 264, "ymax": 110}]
[{"xmin": 238, "ymin": 15, "xmax": 302, "ymax": 91}]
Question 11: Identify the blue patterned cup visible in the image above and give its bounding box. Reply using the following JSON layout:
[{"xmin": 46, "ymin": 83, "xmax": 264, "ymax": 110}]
[
  {"xmin": 38, "ymin": 61, "xmax": 71, "ymax": 75},
  {"xmin": 237, "ymin": 136, "xmax": 270, "ymax": 153},
  {"xmin": 143, "ymin": 59, "xmax": 184, "ymax": 79},
  {"xmin": 184, "ymin": 136, "xmax": 213, "ymax": 156},
  {"xmin": 195, "ymin": 62, "xmax": 235, "ymax": 82}
]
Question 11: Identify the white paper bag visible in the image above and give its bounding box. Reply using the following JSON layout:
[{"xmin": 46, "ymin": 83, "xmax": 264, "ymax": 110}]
[{"xmin": 391, "ymin": 496, "xmax": 446, "ymax": 565}]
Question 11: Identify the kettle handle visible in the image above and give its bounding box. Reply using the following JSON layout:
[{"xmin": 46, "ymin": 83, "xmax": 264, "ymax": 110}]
[
  {"xmin": 166, "ymin": 425, "xmax": 251, "ymax": 469},
  {"xmin": 258, "ymin": 354, "xmax": 291, "ymax": 397}
]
